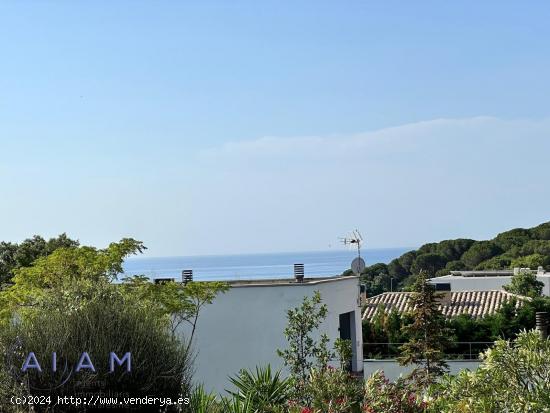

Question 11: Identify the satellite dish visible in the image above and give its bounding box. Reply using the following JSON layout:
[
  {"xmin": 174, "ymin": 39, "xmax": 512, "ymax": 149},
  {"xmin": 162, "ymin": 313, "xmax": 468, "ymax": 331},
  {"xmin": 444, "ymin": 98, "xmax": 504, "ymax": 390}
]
[{"xmin": 351, "ymin": 257, "xmax": 366, "ymax": 276}]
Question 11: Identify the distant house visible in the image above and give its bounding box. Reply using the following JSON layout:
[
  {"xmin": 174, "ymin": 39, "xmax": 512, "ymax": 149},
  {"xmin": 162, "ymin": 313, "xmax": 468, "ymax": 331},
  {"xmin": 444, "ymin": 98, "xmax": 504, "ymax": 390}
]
[
  {"xmin": 362, "ymin": 290, "xmax": 530, "ymax": 322},
  {"xmin": 428, "ymin": 267, "xmax": 550, "ymax": 296},
  {"xmin": 177, "ymin": 275, "xmax": 363, "ymax": 394}
]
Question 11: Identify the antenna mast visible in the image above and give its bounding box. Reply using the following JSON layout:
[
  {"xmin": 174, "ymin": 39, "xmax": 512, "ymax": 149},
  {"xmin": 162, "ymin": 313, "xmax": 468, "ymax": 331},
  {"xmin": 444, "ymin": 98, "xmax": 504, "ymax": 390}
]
[
  {"xmin": 340, "ymin": 229, "xmax": 366, "ymax": 276},
  {"xmin": 339, "ymin": 229, "xmax": 363, "ymax": 258}
]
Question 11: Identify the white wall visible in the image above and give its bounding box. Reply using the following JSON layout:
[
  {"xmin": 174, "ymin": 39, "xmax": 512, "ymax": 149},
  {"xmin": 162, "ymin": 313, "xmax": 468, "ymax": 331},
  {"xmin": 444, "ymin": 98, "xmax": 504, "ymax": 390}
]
[
  {"xmin": 178, "ymin": 276, "xmax": 362, "ymax": 394},
  {"xmin": 363, "ymin": 359, "xmax": 480, "ymax": 382},
  {"xmin": 430, "ymin": 274, "xmax": 550, "ymax": 295}
]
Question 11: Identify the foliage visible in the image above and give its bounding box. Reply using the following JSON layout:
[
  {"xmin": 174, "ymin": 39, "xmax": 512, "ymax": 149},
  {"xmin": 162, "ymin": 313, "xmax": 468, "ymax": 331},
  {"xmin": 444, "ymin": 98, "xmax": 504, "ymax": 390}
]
[
  {"xmin": 493, "ymin": 228, "xmax": 532, "ymax": 251},
  {"xmin": 410, "ymin": 253, "xmax": 447, "ymax": 277},
  {"xmin": 277, "ymin": 291, "xmax": 333, "ymax": 402},
  {"xmin": 227, "ymin": 365, "xmax": 292, "ymax": 412},
  {"xmin": 0, "ymin": 367, "xmax": 29, "ymax": 412},
  {"xmin": 0, "ymin": 234, "xmax": 79, "ymax": 287},
  {"xmin": 510, "ymin": 253, "xmax": 550, "ymax": 270},
  {"xmin": 307, "ymin": 367, "xmax": 361, "ymax": 413},
  {"xmin": 334, "ymin": 338, "xmax": 353, "ymax": 371},
  {"xmin": 461, "ymin": 241, "xmax": 503, "ymax": 268},
  {"xmin": 120, "ymin": 275, "xmax": 229, "ymax": 349},
  {"xmin": 0, "ymin": 238, "xmax": 145, "ymax": 324},
  {"xmin": 363, "ymin": 371, "xmax": 427, "ymax": 413},
  {"xmin": 398, "ymin": 271, "xmax": 453, "ymax": 386},
  {"xmin": 351, "ymin": 221, "xmax": 550, "ymax": 296},
  {"xmin": 186, "ymin": 385, "xmax": 221, "ymax": 413},
  {"xmin": 360, "ymin": 263, "xmax": 392, "ymax": 296},
  {"xmin": 428, "ymin": 330, "xmax": 550, "ymax": 412},
  {"xmin": 503, "ymin": 268, "xmax": 544, "ymax": 297},
  {"xmin": 0, "ymin": 281, "xmax": 193, "ymax": 406},
  {"xmin": 473, "ymin": 254, "xmax": 513, "ymax": 270},
  {"xmin": 363, "ymin": 310, "xmax": 412, "ymax": 358},
  {"xmin": 0, "ymin": 237, "xmax": 227, "ymax": 411}
]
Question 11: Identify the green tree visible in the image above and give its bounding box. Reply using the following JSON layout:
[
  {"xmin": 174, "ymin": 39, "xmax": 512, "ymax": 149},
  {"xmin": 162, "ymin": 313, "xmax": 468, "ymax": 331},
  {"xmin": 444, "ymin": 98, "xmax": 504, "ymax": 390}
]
[
  {"xmin": 398, "ymin": 271, "xmax": 453, "ymax": 387},
  {"xmin": 474, "ymin": 254, "xmax": 512, "ymax": 270},
  {"xmin": 277, "ymin": 291, "xmax": 333, "ymax": 403},
  {"xmin": 510, "ymin": 253, "xmax": 550, "ymax": 271},
  {"xmin": 120, "ymin": 275, "xmax": 229, "ymax": 351},
  {"xmin": 0, "ymin": 234, "xmax": 79, "ymax": 287},
  {"xmin": 410, "ymin": 253, "xmax": 447, "ymax": 277},
  {"xmin": 0, "ymin": 238, "xmax": 227, "ymax": 410},
  {"xmin": 436, "ymin": 239, "xmax": 475, "ymax": 261},
  {"xmin": 530, "ymin": 221, "xmax": 550, "ymax": 240},
  {"xmin": 398, "ymin": 251, "xmax": 417, "ymax": 274},
  {"xmin": 493, "ymin": 227, "xmax": 532, "ymax": 251},
  {"xmin": 503, "ymin": 268, "xmax": 544, "ymax": 297},
  {"xmin": 461, "ymin": 241, "xmax": 502, "ymax": 268},
  {"xmin": 387, "ymin": 258, "xmax": 408, "ymax": 280}
]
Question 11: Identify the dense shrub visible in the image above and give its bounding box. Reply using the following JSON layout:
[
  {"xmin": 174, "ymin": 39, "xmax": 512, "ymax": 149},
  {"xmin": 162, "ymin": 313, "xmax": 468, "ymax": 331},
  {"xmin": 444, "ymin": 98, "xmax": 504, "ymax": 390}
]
[
  {"xmin": 363, "ymin": 371, "xmax": 426, "ymax": 413},
  {"xmin": 428, "ymin": 330, "xmax": 550, "ymax": 412},
  {"xmin": 1, "ymin": 281, "xmax": 193, "ymax": 408}
]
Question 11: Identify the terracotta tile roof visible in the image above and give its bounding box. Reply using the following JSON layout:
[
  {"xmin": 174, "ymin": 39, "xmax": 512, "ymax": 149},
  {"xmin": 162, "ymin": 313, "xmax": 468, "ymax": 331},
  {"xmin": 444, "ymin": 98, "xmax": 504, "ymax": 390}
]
[{"xmin": 362, "ymin": 290, "xmax": 530, "ymax": 321}]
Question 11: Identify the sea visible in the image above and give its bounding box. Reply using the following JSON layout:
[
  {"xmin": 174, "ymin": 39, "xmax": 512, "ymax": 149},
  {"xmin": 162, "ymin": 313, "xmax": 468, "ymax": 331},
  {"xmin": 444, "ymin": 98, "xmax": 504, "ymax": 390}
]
[{"xmin": 122, "ymin": 248, "xmax": 409, "ymax": 282}]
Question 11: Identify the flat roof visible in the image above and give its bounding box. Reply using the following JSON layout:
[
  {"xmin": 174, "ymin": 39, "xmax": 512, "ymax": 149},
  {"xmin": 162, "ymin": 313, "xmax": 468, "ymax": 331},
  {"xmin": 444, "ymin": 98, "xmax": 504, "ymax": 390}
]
[{"xmin": 226, "ymin": 275, "xmax": 359, "ymax": 288}]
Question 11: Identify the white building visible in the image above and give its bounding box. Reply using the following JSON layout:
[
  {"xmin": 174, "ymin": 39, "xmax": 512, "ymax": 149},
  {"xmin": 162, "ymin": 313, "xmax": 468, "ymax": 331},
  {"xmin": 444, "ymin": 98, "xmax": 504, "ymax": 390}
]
[
  {"xmin": 177, "ymin": 276, "xmax": 363, "ymax": 394},
  {"xmin": 429, "ymin": 268, "xmax": 550, "ymax": 296}
]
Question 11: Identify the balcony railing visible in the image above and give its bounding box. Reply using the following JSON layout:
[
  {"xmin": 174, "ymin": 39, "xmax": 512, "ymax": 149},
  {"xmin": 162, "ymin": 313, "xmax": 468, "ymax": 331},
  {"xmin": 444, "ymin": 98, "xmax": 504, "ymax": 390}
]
[{"xmin": 363, "ymin": 341, "xmax": 494, "ymax": 360}]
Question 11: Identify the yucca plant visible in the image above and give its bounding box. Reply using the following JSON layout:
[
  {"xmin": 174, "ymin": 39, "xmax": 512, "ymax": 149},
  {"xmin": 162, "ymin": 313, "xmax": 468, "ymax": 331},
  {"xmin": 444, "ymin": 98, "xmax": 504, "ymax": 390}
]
[
  {"xmin": 186, "ymin": 385, "xmax": 221, "ymax": 413},
  {"xmin": 222, "ymin": 396, "xmax": 256, "ymax": 413},
  {"xmin": 226, "ymin": 365, "xmax": 291, "ymax": 411}
]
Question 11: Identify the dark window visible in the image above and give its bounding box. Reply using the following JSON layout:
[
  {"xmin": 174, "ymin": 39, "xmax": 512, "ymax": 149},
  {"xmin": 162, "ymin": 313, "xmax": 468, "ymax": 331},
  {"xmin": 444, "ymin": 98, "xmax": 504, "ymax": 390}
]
[{"xmin": 434, "ymin": 283, "xmax": 451, "ymax": 291}]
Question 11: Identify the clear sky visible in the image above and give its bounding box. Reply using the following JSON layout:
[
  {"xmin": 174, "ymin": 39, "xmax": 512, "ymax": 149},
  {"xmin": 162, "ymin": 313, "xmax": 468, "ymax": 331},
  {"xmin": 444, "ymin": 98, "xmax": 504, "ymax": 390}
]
[{"xmin": 1, "ymin": 1, "xmax": 550, "ymax": 256}]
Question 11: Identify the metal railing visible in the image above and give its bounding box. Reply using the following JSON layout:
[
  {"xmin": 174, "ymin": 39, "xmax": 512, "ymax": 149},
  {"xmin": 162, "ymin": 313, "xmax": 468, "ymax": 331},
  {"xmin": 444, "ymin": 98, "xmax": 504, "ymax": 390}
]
[{"xmin": 363, "ymin": 341, "xmax": 494, "ymax": 360}]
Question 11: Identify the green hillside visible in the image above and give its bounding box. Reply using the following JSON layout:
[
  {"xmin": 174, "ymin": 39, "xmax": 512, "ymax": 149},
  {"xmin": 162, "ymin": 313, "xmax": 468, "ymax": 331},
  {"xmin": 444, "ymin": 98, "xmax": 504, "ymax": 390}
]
[{"xmin": 351, "ymin": 221, "xmax": 550, "ymax": 296}]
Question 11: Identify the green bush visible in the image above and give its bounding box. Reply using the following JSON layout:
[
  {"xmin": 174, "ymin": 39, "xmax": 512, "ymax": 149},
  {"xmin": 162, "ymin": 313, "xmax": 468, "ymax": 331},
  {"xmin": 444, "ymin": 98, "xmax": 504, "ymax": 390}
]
[
  {"xmin": 363, "ymin": 371, "xmax": 426, "ymax": 413},
  {"xmin": 428, "ymin": 330, "xmax": 550, "ymax": 412},
  {"xmin": 227, "ymin": 365, "xmax": 292, "ymax": 412},
  {"xmin": 308, "ymin": 367, "xmax": 361, "ymax": 413},
  {"xmin": 1, "ymin": 281, "xmax": 193, "ymax": 407}
]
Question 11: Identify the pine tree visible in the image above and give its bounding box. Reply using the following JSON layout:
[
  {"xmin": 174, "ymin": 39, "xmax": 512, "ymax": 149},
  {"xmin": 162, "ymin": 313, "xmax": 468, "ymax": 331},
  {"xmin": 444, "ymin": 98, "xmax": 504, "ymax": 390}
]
[{"xmin": 398, "ymin": 270, "xmax": 453, "ymax": 387}]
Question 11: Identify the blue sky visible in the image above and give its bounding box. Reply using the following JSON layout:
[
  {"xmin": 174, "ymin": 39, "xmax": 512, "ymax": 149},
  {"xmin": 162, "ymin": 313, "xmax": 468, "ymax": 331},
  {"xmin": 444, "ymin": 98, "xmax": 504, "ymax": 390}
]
[{"xmin": 1, "ymin": 1, "xmax": 550, "ymax": 256}]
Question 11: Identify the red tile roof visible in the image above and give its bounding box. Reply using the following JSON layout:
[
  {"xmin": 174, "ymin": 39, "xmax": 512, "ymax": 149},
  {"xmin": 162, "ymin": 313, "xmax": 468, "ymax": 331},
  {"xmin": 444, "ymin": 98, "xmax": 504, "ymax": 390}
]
[{"xmin": 362, "ymin": 290, "xmax": 530, "ymax": 321}]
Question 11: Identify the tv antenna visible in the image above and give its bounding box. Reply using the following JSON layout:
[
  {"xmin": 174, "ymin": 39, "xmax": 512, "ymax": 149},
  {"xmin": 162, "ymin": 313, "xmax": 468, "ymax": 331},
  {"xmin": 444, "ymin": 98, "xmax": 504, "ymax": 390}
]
[
  {"xmin": 340, "ymin": 229, "xmax": 366, "ymax": 276},
  {"xmin": 340, "ymin": 229, "xmax": 364, "ymax": 257}
]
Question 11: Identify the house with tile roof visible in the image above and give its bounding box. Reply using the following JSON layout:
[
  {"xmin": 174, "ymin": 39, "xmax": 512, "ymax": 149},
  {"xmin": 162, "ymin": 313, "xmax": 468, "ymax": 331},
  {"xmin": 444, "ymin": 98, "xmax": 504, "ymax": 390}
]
[{"xmin": 362, "ymin": 290, "xmax": 530, "ymax": 322}]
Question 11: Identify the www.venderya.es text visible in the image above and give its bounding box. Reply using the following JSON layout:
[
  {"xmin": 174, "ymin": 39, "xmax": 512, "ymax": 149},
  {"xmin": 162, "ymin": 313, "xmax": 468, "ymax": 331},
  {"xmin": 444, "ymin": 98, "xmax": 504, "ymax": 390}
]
[{"xmin": 11, "ymin": 394, "xmax": 190, "ymax": 408}]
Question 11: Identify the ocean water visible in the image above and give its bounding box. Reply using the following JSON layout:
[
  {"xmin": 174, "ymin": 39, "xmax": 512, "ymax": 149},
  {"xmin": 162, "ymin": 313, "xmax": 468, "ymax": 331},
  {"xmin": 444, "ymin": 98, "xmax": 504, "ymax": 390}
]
[{"xmin": 122, "ymin": 248, "xmax": 409, "ymax": 282}]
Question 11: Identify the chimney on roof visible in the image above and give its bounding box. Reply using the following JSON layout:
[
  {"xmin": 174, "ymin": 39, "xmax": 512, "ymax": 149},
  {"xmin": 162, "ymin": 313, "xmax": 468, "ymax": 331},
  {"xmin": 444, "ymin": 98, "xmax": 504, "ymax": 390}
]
[
  {"xmin": 294, "ymin": 264, "xmax": 304, "ymax": 283},
  {"xmin": 536, "ymin": 312, "xmax": 549, "ymax": 340},
  {"xmin": 538, "ymin": 266, "xmax": 545, "ymax": 275},
  {"xmin": 182, "ymin": 269, "xmax": 193, "ymax": 285}
]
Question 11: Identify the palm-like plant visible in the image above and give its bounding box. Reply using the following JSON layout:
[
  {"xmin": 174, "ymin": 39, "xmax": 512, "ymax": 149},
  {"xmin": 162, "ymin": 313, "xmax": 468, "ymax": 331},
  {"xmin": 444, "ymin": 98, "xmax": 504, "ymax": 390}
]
[
  {"xmin": 226, "ymin": 365, "xmax": 292, "ymax": 411},
  {"xmin": 222, "ymin": 396, "xmax": 256, "ymax": 413},
  {"xmin": 187, "ymin": 385, "xmax": 220, "ymax": 413}
]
